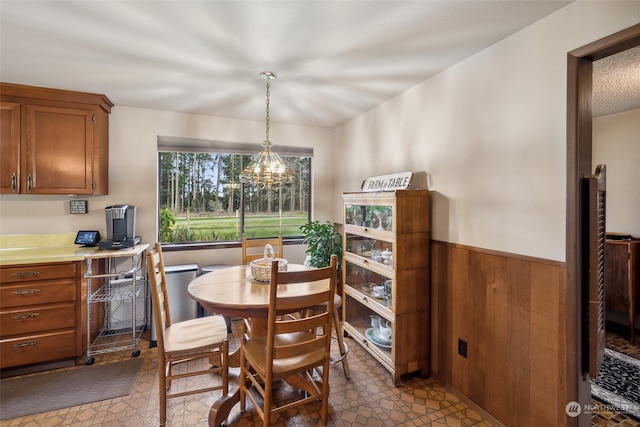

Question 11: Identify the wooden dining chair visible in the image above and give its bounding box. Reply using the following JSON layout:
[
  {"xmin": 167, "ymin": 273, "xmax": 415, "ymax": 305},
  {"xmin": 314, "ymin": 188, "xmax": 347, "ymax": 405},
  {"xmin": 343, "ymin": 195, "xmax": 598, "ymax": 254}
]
[
  {"xmin": 241, "ymin": 233, "xmax": 284, "ymax": 264},
  {"xmin": 239, "ymin": 255, "xmax": 337, "ymax": 426},
  {"xmin": 240, "ymin": 233, "xmax": 285, "ymax": 339},
  {"xmin": 146, "ymin": 243, "xmax": 229, "ymax": 426}
]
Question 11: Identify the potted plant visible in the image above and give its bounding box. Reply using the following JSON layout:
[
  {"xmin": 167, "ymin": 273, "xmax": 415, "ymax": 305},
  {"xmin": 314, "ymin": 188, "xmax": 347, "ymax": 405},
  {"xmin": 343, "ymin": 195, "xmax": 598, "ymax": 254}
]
[
  {"xmin": 299, "ymin": 220, "xmax": 343, "ymax": 270},
  {"xmin": 300, "ymin": 220, "xmax": 344, "ymax": 295}
]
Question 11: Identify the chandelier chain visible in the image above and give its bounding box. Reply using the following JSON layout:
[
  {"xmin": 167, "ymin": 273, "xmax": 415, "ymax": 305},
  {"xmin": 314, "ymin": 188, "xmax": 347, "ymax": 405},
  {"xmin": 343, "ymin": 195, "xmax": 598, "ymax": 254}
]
[
  {"xmin": 265, "ymin": 79, "xmax": 270, "ymax": 141},
  {"xmin": 239, "ymin": 70, "xmax": 293, "ymax": 189}
]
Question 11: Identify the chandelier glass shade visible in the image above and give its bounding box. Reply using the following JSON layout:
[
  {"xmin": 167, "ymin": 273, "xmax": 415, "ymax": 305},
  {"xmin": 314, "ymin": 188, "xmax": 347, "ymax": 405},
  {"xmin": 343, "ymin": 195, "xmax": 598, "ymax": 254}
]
[
  {"xmin": 239, "ymin": 71, "xmax": 294, "ymax": 190},
  {"xmin": 239, "ymin": 139, "xmax": 294, "ymax": 190}
]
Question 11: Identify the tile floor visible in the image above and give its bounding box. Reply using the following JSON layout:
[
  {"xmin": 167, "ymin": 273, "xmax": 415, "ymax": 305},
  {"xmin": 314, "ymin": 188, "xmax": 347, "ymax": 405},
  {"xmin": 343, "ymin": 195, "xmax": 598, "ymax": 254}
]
[{"xmin": 1, "ymin": 322, "xmax": 638, "ymax": 427}]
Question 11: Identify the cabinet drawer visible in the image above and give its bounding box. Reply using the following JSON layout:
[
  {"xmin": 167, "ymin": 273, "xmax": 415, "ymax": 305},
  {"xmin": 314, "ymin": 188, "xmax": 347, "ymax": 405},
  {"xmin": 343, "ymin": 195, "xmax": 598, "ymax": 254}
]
[
  {"xmin": 0, "ymin": 279, "xmax": 76, "ymax": 308},
  {"xmin": 1, "ymin": 329, "xmax": 76, "ymax": 369},
  {"xmin": 0, "ymin": 263, "xmax": 76, "ymax": 283},
  {"xmin": 1, "ymin": 303, "xmax": 75, "ymax": 336}
]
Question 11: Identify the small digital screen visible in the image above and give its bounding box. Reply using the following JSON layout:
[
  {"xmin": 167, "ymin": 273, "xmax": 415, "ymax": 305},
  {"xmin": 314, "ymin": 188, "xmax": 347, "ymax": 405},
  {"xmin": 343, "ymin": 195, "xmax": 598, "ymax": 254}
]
[{"xmin": 75, "ymin": 231, "xmax": 100, "ymax": 246}]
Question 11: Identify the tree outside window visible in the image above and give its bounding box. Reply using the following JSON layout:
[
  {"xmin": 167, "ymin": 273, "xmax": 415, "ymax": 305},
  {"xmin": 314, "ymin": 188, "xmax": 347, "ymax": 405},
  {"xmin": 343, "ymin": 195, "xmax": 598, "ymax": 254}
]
[{"xmin": 158, "ymin": 151, "xmax": 311, "ymax": 244}]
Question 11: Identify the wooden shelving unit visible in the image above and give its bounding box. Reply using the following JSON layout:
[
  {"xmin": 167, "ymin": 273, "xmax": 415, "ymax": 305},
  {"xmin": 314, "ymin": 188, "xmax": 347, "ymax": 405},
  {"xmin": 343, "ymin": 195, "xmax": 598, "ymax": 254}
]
[{"xmin": 341, "ymin": 190, "xmax": 430, "ymax": 384}]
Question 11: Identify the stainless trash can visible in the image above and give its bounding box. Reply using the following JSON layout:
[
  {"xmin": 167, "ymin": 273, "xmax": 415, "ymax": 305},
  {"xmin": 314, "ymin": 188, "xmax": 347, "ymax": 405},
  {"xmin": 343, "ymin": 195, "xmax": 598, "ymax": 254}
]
[{"xmin": 150, "ymin": 264, "xmax": 199, "ymax": 343}]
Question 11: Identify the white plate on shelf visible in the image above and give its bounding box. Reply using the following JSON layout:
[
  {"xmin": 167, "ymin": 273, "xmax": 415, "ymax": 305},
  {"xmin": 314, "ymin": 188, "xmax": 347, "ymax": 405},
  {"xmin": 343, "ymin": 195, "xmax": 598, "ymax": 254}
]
[{"xmin": 365, "ymin": 328, "xmax": 392, "ymax": 348}]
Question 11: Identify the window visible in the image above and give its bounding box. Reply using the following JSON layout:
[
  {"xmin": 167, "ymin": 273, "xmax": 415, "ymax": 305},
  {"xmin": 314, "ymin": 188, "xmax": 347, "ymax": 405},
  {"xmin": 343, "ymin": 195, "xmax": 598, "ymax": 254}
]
[{"xmin": 157, "ymin": 136, "xmax": 312, "ymax": 245}]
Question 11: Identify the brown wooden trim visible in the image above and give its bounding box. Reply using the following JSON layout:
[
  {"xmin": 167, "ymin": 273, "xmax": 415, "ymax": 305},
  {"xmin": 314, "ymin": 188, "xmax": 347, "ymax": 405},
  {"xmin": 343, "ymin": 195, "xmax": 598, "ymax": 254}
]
[
  {"xmin": 0, "ymin": 82, "xmax": 113, "ymax": 113},
  {"xmin": 566, "ymin": 49, "xmax": 592, "ymax": 427},
  {"xmin": 431, "ymin": 239, "xmax": 565, "ymax": 268},
  {"xmin": 159, "ymin": 237, "xmax": 303, "ymax": 253},
  {"xmin": 566, "ymin": 23, "xmax": 640, "ymax": 427},
  {"xmin": 569, "ymin": 23, "xmax": 640, "ymax": 60}
]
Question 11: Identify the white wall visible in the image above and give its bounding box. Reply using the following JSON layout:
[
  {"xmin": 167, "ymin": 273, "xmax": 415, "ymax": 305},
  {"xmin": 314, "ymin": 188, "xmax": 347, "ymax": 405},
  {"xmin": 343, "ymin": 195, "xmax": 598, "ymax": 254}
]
[
  {"xmin": 0, "ymin": 106, "xmax": 334, "ymax": 266},
  {"xmin": 333, "ymin": 1, "xmax": 640, "ymax": 262},
  {"xmin": 593, "ymin": 108, "xmax": 640, "ymax": 236}
]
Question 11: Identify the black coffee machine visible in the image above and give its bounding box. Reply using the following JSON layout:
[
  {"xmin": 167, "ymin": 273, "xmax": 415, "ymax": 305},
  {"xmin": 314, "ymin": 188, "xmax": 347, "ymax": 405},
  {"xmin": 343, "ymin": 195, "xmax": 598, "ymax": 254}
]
[{"xmin": 98, "ymin": 204, "xmax": 141, "ymax": 250}]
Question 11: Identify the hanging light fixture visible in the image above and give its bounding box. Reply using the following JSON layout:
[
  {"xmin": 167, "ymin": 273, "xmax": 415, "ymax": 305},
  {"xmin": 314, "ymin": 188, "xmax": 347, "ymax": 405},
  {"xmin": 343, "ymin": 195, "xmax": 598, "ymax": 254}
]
[{"xmin": 239, "ymin": 71, "xmax": 294, "ymax": 190}]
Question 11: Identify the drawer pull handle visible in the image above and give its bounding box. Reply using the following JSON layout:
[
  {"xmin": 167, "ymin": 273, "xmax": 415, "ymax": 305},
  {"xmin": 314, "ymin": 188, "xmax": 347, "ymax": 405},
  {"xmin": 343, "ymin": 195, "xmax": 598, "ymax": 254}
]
[
  {"xmin": 11, "ymin": 271, "xmax": 41, "ymax": 278},
  {"xmin": 13, "ymin": 313, "xmax": 40, "ymax": 320},
  {"xmin": 12, "ymin": 340, "xmax": 39, "ymax": 348},
  {"xmin": 12, "ymin": 289, "xmax": 41, "ymax": 295}
]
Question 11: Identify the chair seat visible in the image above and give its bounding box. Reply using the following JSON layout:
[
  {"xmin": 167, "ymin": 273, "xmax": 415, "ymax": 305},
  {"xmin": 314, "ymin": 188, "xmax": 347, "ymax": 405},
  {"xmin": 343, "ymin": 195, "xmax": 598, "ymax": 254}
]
[
  {"xmin": 164, "ymin": 315, "xmax": 228, "ymax": 354},
  {"xmin": 243, "ymin": 332, "xmax": 324, "ymax": 378},
  {"xmin": 315, "ymin": 293, "xmax": 342, "ymax": 308}
]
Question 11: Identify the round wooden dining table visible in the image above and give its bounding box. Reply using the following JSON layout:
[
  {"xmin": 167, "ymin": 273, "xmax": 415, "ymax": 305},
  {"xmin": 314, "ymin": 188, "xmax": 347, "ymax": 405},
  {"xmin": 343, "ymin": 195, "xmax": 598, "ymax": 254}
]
[
  {"xmin": 188, "ymin": 263, "xmax": 322, "ymax": 318},
  {"xmin": 187, "ymin": 263, "xmax": 323, "ymax": 426}
]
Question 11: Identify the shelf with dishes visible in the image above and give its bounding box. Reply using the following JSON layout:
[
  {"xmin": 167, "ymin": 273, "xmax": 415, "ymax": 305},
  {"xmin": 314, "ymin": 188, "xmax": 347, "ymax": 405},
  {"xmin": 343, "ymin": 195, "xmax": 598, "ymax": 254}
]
[
  {"xmin": 344, "ymin": 261, "xmax": 393, "ymax": 312},
  {"xmin": 342, "ymin": 293, "xmax": 394, "ymax": 371},
  {"xmin": 342, "ymin": 190, "xmax": 430, "ymax": 384},
  {"xmin": 345, "ymin": 232, "xmax": 394, "ymax": 269},
  {"xmin": 345, "ymin": 203, "xmax": 393, "ymax": 232}
]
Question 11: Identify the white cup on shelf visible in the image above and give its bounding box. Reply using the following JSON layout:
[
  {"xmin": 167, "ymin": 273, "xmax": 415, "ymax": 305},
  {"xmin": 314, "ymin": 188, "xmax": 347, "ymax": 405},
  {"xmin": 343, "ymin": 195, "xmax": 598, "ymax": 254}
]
[
  {"xmin": 378, "ymin": 321, "xmax": 392, "ymax": 340},
  {"xmin": 370, "ymin": 315, "xmax": 381, "ymax": 328},
  {"xmin": 371, "ymin": 285, "xmax": 385, "ymax": 298}
]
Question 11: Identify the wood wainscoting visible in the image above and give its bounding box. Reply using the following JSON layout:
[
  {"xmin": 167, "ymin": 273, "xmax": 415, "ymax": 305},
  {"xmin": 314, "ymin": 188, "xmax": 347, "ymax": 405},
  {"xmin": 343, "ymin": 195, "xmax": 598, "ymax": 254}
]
[{"xmin": 430, "ymin": 240, "xmax": 567, "ymax": 427}]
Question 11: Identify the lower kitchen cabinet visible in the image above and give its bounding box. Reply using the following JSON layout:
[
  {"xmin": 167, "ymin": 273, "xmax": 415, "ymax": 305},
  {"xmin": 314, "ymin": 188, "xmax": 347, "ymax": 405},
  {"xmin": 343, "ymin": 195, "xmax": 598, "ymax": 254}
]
[{"xmin": 0, "ymin": 262, "xmax": 85, "ymax": 369}]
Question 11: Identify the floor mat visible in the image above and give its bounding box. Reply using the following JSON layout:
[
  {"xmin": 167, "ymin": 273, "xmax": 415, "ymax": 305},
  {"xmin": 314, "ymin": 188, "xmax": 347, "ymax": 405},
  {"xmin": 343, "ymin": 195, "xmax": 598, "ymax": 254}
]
[
  {"xmin": 0, "ymin": 358, "xmax": 142, "ymax": 421},
  {"xmin": 591, "ymin": 348, "xmax": 640, "ymax": 420}
]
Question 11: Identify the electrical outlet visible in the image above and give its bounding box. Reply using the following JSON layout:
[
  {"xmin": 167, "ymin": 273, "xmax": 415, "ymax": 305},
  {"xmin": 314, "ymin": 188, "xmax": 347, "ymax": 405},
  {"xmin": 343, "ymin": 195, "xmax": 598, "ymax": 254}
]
[{"xmin": 458, "ymin": 338, "xmax": 467, "ymax": 358}]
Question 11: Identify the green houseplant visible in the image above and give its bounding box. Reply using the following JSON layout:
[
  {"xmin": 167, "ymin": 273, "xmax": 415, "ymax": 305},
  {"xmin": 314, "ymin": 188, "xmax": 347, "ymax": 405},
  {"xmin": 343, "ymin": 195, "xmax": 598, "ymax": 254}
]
[{"xmin": 299, "ymin": 220, "xmax": 343, "ymax": 270}]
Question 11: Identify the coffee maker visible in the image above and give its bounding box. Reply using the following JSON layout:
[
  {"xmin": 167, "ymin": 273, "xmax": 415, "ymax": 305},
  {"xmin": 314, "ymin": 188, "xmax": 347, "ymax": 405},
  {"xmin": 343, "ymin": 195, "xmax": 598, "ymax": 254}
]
[{"xmin": 98, "ymin": 204, "xmax": 141, "ymax": 250}]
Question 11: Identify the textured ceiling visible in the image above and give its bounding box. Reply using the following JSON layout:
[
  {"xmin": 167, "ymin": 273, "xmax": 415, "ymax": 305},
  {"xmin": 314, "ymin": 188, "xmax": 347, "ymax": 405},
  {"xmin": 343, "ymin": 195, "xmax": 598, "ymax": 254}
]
[
  {"xmin": 593, "ymin": 46, "xmax": 640, "ymax": 118},
  {"xmin": 1, "ymin": 1, "xmax": 633, "ymax": 128}
]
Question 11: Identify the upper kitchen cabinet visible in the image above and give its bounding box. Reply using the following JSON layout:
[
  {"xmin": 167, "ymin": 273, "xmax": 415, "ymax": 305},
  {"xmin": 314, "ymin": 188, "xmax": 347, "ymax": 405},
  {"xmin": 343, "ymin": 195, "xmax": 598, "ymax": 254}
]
[{"xmin": 0, "ymin": 83, "xmax": 113, "ymax": 195}]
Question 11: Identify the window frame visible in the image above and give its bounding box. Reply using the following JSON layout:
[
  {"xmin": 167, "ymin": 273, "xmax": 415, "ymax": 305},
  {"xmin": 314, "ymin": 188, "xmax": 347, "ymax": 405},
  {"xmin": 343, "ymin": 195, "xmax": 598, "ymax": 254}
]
[{"xmin": 157, "ymin": 136, "xmax": 313, "ymax": 249}]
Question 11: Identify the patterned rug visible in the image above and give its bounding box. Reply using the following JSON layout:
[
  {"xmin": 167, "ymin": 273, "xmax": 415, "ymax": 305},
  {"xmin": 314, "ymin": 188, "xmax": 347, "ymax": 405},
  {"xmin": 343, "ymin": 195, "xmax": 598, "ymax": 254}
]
[
  {"xmin": 591, "ymin": 348, "xmax": 640, "ymax": 420},
  {"xmin": 0, "ymin": 358, "xmax": 142, "ymax": 421}
]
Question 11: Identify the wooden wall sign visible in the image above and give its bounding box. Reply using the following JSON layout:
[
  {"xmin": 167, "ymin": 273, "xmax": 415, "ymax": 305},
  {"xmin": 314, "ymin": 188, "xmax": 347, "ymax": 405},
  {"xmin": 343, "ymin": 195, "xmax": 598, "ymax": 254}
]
[{"xmin": 361, "ymin": 171, "xmax": 413, "ymax": 192}]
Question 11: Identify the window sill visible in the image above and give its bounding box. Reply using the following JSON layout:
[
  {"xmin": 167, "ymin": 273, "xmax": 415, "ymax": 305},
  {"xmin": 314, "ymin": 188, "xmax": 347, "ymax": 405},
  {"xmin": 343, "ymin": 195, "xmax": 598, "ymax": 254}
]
[{"xmin": 160, "ymin": 238, "xmax": 303, "ymax": 253}]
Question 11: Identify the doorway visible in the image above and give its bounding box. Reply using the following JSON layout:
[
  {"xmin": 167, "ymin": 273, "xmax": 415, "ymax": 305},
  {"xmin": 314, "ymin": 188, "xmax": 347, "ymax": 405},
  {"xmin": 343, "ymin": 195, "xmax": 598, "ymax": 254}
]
[{"xmin": 567, "ymin": 23, "xmax": 640, "ymax": 426}]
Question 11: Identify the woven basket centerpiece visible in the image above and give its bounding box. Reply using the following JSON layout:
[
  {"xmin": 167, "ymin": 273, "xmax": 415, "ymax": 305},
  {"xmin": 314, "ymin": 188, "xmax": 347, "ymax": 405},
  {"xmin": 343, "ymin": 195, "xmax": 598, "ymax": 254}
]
[{"xmin": 249, "ymin": 243, "xmax": 288, "ymax": 282}]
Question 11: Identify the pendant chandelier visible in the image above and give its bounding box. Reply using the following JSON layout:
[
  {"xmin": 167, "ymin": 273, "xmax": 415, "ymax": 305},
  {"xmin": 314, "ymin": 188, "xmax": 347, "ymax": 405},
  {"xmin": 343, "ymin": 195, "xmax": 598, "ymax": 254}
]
[{"xmin": 239, "ymin": 71, "xmax": 294, "ymax": 190}]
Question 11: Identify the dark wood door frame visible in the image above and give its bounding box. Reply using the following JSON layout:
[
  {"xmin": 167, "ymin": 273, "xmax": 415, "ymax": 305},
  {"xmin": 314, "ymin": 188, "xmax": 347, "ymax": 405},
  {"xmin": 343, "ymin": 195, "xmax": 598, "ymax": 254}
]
[{"xmin": 566, "ymin": 23, "xmax": 640, "ymax": 426}]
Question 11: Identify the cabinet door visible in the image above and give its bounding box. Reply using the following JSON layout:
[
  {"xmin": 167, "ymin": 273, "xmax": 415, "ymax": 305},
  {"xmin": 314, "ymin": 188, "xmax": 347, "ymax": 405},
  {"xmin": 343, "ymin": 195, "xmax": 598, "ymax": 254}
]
[
  {"xmin": 24, "ymin": 104, "xmax": 94, "ymax": 194},
  {"xmin": 0, "ymin": 101, "xmax": 21, "ymax": 193},
  {"xmin": 605, "ymin": 242, "xmax": 630, "ymax": 313}
]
